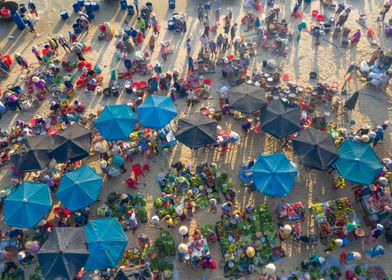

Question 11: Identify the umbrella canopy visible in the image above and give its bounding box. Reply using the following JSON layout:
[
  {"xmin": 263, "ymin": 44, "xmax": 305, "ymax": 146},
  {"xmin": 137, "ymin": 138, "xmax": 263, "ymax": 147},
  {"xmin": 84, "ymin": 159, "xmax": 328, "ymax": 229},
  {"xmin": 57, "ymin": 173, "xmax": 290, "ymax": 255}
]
[
  {"xmin": 175, "ymin": 115, "xmax": 217, "ymax": 149},
  {"xmin": 4, "ymin": 182, "xmax": 52, "ymax": 228},
  {"xmin": 49, "ymin": 124, "xmax": 92, "ymax": 163},
  {"xmin": 343, "ymin": 91, "xmax": 359, "ymax": 111},
  {"xmin": 84, "ymin": 218, "xmax": 128, "ymax": 270},
  {"xmin": 260, "ymin": 100, "xmax": 301, "ymax": 139},
  {"xmin": 334, "ymin": 141, "xmax": 383, "ymax": 185},
  {"xmin": 56, "ymin": 165, "xmax": 103, "ymax": 211},
  {"xmin": 136, "ymin": 95, "xmax": 177, "ymax": 129},
  {"xmin": 252, "ymin": 153, "xmax": 298, "ymax": 196},
  {"xmin": 228, "ymin": 83, "xmax": 267, "ymax": 114},
  {"xmin": 292, "ymin": 127, "xmax": 339, "ymax": 170},
  {"xmin": 10, "ymin": 136, "xmax": 53, "ymax": 172},
  {"xmin": 95, "ymin": 104, "xmax": 138, "ymax": 141},
  {"xmin": 37, "ymin": 227, "xmax": 89, "ymax": 280}
]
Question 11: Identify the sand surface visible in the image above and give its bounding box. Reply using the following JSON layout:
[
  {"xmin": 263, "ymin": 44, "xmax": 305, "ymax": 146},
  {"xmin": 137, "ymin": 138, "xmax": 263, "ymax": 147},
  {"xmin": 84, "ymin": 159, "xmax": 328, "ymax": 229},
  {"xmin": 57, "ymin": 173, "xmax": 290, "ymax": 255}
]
[{"xmin": 0, "ymin": 0, "xmax": 391, "ymax": 279}]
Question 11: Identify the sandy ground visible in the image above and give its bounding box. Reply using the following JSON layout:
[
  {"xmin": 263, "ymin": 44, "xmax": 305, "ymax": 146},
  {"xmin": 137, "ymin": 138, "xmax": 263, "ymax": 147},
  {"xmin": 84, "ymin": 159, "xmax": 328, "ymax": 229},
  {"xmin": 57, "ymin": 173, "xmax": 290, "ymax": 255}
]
[{"xmin": 0, "ymin": 0, "xmax": 391, "ymax": 279}]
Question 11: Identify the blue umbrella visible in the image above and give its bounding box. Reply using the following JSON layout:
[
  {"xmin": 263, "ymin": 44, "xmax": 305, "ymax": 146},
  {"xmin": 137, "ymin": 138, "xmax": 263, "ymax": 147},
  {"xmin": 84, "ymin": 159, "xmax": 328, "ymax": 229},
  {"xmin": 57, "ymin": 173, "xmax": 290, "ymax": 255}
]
[
  {"xmin": 95, "ymin": 104, "xmax": 138, "ymax": 141},
  {"xmin": 334, "ymin": 141, "xmax": 383, "ymax": 185},
  {"xmin": 252, "ymin": 153, "xmax": 298, "ymax": 196},
  {"xmin": 84, "ymin": 218, "xmax": 128, "ymax": 270},
  {"xmin": 56, "ymin": 165, "xmax": 103, "ymax": 211},
  {"xmin": 4, "ymin": 182, "xmax": 52, "ymax": 228},
  {"xmin": 136, "ymin": 95, "xmax": 177, "ymax": 129}
]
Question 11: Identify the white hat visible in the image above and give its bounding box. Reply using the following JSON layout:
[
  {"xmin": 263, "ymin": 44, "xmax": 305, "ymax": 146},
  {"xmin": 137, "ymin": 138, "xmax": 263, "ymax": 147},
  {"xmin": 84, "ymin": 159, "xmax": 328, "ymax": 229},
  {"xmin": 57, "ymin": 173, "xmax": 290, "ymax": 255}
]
[
  {"xmin": 264, "ymin": 263, "xmax": 276, "ymax": 274},
  {"xmin": 283, "ymin": 224, "xmax": 292, "ymax": 234},
  {"xmin": 376, "ymin": 224, "xmax": 384, "ymax": 231},
  {"xmin": 179, "ymin": 226, "xmax": 188, "ymax": 235},
  {"xmin": 32, "ymin": 76, "xmax": 40, "ymax": 83},
  {"xmin": 352, "ymin": 252, "xmax": 361, "ymax": 260},
  {"xmin": 379, "ymin": 176, "xmax": 388, "ymax": 186},
  {"xmin": 334, "ymin": 239, "xmax": 343, "ymax": 246},
  {"xmin": 63, "ymin": 75, "xmax": 71, "ymax": 81},
  {"xmin": 120, "ymin": 193, "xmax": 128, "ymax": 200},
  {"xmin": 362, "ymin": 124, "xmax": 370, "ymax": 129},
  {"xmin": 178, "ymin": 243, "xmax": 188, "ymax": 253},
  {"xmin": 0, "ymin": 190, "xmax": 8, "ymax": 198},
  {"xmin": 361, "ymin": 135, "xmax": 369, "ymax": 142}
]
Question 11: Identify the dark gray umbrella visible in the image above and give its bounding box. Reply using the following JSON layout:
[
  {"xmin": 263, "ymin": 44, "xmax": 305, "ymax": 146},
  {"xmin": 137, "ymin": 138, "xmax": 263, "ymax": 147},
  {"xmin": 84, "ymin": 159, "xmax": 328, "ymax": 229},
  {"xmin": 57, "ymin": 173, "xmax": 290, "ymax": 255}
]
[
  {"xmin": 10, "ymin": 136, "xmax": 52, "ymax": 172},
  {"xmin": 228, "ymin": 83, "xmax": 267, "ymax": 114},
  {"xmin": 175, "ymin": 115, "xmax": 217, "ymax": 149},
  {"xmin": 49, "ymin": 124, "xmax": 92, "ymax": 163},
  {"xmin": 292, "ymin": 127, "xmax": 339, "ymax": 170},
  {"xmin": 37, "ymin": 227, "xmax": 89, "ymax": 280},
  {"xmin": 343, "ymin": 91, "xmax": 359, "ymax": 111},
  {"xmin": 260, "ymin": 100, "xmax": 301, "ymax": 139},
  {"xmin": 115, "ymin": 265, "xmax": 153, "ymax": 280}
]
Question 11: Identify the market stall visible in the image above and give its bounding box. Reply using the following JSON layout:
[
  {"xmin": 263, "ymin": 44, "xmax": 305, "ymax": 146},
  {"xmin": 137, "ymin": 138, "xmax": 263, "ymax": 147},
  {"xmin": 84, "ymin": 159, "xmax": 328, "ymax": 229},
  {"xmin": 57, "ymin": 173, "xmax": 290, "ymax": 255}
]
[
  {"xmin": 311, "ymin": 198, "xmax": 360, "ymax": 242},
  {"xmin": 354, "ymin": 186, "xmax": 391, "ymax": 226},
  {"xmin": 276, "ymin": 201, "xmax": 306, "ymax": 221},
  {"xmin": 216, "ymin": 203, "xmax": 284, "ymax": 278},
  {"xmin": 154, "ymin": 163, "xmax": 226, "ymax": 225}
]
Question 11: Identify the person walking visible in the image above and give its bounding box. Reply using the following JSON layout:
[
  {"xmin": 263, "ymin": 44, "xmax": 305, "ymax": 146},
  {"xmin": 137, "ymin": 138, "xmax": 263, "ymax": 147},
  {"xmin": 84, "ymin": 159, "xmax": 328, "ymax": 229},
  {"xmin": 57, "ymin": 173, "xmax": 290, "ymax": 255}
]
[
  {"xmin": 186, "ymin": 38, "xmax": 192, "ymax": 56},
  {"xmin": 24, "ymin": 18, "xmax": 37, "ymax": 35},
  {"xmin": 134, "ymin": 0, "xmax": 140, "ymax": 15},
  {"xmin": 14, "ymin": 53, "xmax": 30, "ymax": 72},
  {"xmin": 72, "ymin": 43, "xmax": 85, "ymax": 61},
  {"xmin": 31, "ymin": 46, "xmax": 44, "ymax": 64},
  {"xmin": 335, "ymin": 1, "xmax": 345, "ymax": 19},
  {"xmin": 379, "ymin": 1, "xmax": 392, "ymax": 22},
  {"xmin": 230, "ymin": 23, "xmax": 238, "ymax": 42},
  {"xmin": 197, "ymin": 4, "xmax": 205, "ymax": 22},
  {"xmin": 336, "ymin": 7, "xmax": 351, "ymax": 27},
  {"xmin": 58, "ymin": 34, "xmax": 72, "ymax": 53},
  {"xmin": 28, "ymin": 0, "xmax": 38, "ymax": 17},
  {"xmin": 148, "ymin": 33, "xmax": 157, "ymax": 52}
]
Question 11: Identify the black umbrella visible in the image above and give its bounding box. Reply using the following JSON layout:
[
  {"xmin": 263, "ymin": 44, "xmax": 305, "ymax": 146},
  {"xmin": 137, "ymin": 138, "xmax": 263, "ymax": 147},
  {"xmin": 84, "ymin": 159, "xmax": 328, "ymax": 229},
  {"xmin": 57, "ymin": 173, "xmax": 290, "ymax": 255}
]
[
  {"xmin": 228, "ymin": 83, "xmax": 267, "ymax": 114},
  {"xmin": 292, "ymin": 127, "xmax": 339, "ymax": 170},
  {"xmin": 260, "ymin": 100, "xmax": 301, "ymax": 139},
  {"xmin": 176, "ymin": 115, "xmax": 217, "ymax": 149},
  {"xmin": 49, "ymin": 124, "xmax": 92, "ymax": 163},
  {"xmin": 37, "ymin": 227, "xmax": 89, "ymax": 280},
  {"xmin": 10, "ymin": 136, "xmax": 52, "ymax": 172},
  {"xmin": 343, "ymin": 91, "xmax": 359, "ymax": 111}
]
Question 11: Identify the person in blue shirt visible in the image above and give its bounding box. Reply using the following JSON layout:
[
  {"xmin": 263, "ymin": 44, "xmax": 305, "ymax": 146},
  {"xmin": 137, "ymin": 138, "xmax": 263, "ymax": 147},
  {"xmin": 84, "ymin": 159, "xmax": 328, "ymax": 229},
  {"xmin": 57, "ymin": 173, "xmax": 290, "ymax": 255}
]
[{"xmin": 335, "ymin": 2, "xmax": 345, "ymax": 19}]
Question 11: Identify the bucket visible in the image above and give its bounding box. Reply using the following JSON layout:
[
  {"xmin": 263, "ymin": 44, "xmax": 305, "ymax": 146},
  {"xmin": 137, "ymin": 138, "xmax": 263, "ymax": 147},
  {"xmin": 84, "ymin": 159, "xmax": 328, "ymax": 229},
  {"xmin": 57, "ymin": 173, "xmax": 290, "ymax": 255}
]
[
  {"xmin": 125, "ymin": 84, "xmax": 132, "ymax": 94},
  {"xmin": 73, "ymin": 23, "xmax": 82, "ymax": 34},
  {"xmin": 168, "ymin": 20, "xmax": 175, "ymax": 30},
  {"xmin": 168, "ymin": 0, "xmax": 176, "ymax": 9},
  {"xmin": 11, "ymin": 11, "xmax": 26, "ymax": 30},
  {"xmin": 323, "ymin": 23, "xmax": 331, "ymax": 33},
  {"xmin": 80, "ymin": 73, "xmax": 88, "ymax": 80},
  {"xmin": 84, "ymin": 1, "xmax": 93, "ymax": 13},
  {"xmin": 92, "ymin": 1, "xmax": 100, "ymax": 11},
  {"xmin": 139, "ymin": 80, "xmax": 147, "ymax": 89},
  {"xmin": 72, "ymin": 3, "xmax": 81, "ymax": 13},
  {"xmin": 120, "ymin": 0, "xmax": 128, "ymax": 10},
  {"xmin": 75, "ymin": 79, "xmax": 86, "ymax": 88},
  {"xmin": 60, "ymin": 10, "xmax": 69, "ymax": 20},
  {"xmin": 77, "ymin": 0, "xmax": 84, "ymax": 7},
  {"xmin": 316, "ymin": 14, "xmax": 324, "ymax": 22},
  {"xmin": 131, "ymin": 81, "xmax": 140, "ymax": 88},
  {"xmin": 146, "ymin": 2, "xmax": 153, "ymax": 11},
  {"xmin": 312, "ymin": 10, "xmax": 319, "ymax": 17},
  {"xmin": 19, "ymin": 4, "xmax": 27, "ymax": 14},
  {"xmin": 127, "ymin": 5, "xmax": 134, "ymax": 15},
  {"xmin": 77, "ymin": 61, "xmax": 86, "ymax": 70},
  {"xmin": 87, "ymin": 12, "xmax": 94, "ymax": 20}
]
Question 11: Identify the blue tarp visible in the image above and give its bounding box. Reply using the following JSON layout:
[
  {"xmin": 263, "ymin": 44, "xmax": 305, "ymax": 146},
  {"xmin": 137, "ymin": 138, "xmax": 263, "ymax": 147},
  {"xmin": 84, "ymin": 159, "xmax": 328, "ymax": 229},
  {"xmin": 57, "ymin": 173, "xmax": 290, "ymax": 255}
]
[
  {"xmin": 252, "ymin": 153, "xmax": 298, "ymax": 196},
  {"xmin": 334, "ymin": 141, "xmax": 383, "ymax": 185},
  {"xmin": 137, "ymin": 95, "xmax": 177, "ymax": 129},
  {"xmin": 4, "ymin": 182, "xmax": 52, "ymax": 228},
  {"xmin": 84, "ymin": 218, "xmax": 128, "ymax": 270},
  {"xmin": 95, "ymin": 104, "xmax": 138, "ymax": 141},
  {"xmin": 56, "ymin": 165, "xmax": 103, "ymax": 211}
]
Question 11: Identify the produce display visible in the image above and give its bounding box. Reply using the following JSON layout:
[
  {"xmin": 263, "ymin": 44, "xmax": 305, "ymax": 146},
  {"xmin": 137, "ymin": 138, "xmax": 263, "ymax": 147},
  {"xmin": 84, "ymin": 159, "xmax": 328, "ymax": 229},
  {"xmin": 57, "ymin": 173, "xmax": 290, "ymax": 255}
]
[
  {"xmin": 276, "ymin": 201, "xmax": 305, "ymax": 221},
  {"xmin": 154, "ymin": 163, "xmax": 228, "ymax": 223},
  {"xmin": 311, "ymin": 198, "xmax": 357, "ymax": 237},
  {"xmin": 105, "ymin": 192, "xmax": 148, "ymax": 223},
  {"xmin": 216, "ymin": 203, "xmax": 283, "ymax": 278},
  {"xmin": 121, "ymin": 230, "xmax": 176, "ymax": 280}
]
